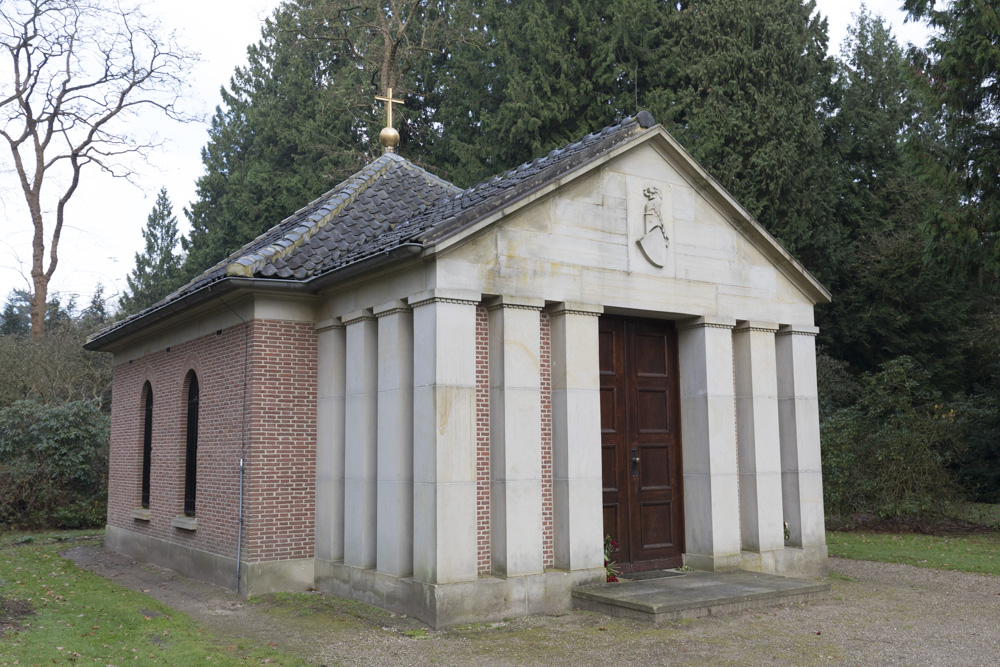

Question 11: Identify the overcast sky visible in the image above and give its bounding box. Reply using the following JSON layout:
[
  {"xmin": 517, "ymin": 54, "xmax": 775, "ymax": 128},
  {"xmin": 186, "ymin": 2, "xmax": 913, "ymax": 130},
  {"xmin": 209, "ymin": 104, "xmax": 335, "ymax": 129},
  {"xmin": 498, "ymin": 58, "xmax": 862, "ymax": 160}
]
[{"xmin": 0, "ymin": 0, "xmax": 933, "ymax": 310}]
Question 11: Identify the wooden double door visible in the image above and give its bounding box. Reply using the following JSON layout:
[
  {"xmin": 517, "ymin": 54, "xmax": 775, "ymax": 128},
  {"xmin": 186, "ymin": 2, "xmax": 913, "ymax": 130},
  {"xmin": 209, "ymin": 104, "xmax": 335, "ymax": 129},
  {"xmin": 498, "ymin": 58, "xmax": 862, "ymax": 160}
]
[{"xmin": 600, "ymin": 316, "xmax": 684, "ymax": 571}]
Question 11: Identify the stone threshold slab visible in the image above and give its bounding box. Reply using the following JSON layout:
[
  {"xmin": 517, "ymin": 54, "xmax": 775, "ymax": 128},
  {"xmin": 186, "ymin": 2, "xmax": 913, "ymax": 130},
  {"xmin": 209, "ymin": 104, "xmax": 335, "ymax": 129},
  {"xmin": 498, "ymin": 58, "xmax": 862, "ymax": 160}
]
[{"xmin": 572, "ymin": 569, "xmax": 830, "ymax": 624}]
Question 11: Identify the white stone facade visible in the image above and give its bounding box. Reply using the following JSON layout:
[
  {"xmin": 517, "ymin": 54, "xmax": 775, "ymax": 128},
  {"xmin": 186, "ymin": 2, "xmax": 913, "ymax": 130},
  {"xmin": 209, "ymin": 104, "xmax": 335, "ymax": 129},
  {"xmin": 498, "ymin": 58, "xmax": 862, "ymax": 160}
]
[{"xmin": 308, "ymin": 128, "xmax": 829, "ymax": 625}]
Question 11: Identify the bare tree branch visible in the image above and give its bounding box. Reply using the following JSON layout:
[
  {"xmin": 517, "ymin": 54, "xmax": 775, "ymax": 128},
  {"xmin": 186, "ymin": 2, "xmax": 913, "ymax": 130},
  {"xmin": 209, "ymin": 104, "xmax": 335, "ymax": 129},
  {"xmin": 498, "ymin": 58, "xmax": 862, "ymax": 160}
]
[{"xmin": 0, "ymin": 0, "xmax": 196, "ymax": 337}]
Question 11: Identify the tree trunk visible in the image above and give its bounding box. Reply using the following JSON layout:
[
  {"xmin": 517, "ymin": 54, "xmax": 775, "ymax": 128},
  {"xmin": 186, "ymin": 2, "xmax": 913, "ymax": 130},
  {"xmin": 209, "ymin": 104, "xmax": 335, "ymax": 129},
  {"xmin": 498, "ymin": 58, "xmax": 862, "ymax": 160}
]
[{"xmin": 28, "ymin": 189, "xmax": 48, "ymax": 339}]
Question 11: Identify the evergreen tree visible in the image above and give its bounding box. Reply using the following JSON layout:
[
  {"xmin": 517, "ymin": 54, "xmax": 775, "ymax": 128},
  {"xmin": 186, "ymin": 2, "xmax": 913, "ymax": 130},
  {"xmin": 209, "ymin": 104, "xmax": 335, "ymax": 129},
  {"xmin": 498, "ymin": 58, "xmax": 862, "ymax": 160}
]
[
  {"xmin": 905, "ymin": 0, "xmax": 1000, "ymax": 285},
  {"xmin": 120, "ymin": 188, "xmax": 184, "ymax": 315},
  {"xmin": 816, "ymin": 11, "xmax": 990, "ymax": 393},
  {"xmin": 182, "ymin": 0, "xmax": 471, "ymax": 279},
  {"xmin": 648, "ymin": 0, "xmax": 839, "ymax": 280},
  {"xmin": 427, "ymin": 0, "xmax": 665, "ymax": 186}
]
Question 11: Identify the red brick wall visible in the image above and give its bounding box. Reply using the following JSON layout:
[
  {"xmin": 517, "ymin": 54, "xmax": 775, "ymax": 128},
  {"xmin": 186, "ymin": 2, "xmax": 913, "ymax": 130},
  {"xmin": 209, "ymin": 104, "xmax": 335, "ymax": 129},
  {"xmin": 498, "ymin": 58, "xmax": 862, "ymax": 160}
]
[
  {"xmin": 107, "ymin": 318, "xmax": 317, "ymax": 565},
  {"xmin": 540, "ymin": 312, "xmax": 554, "ymax": 569},
  {"xmin": 475, "ymin": 305, "xmax": 491, "ymax": 575},
  {"xmin": 243, "ymin": 320, "xmax": 317, "ymax": 563}
]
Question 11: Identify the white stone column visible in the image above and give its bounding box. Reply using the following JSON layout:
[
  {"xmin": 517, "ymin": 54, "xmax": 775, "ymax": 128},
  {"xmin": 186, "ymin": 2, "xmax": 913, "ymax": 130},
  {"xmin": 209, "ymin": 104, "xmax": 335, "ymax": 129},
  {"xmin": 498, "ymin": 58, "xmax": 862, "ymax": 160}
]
[
  {"xmin": 374, "ymin": 300, "xmax": 414, "ymax": 577},
  {"xmin": 487, "ymin": 296, "xmax": 544, "ymax": 577},
  {"xmin": 315, "ymin": 320, "xmax": 346, "ymax": 562},
  {"xmin": 733, "ymin": 321, "xmax": 784, "ymax": 572},
  {"xmin": 409, "ymin": 289, "xmax": 479, "ymax": 585},
  {"xmin": 775, "ymin": 324, "xmax": 826, "ymax": 550},
  {"xmin": 343, "ymin": 309, "xmax": 378, "ymax": 569},
  {"xmin": 677, "ymin": 316, "xmax": 741, "ymax": 571},
  {"xmin": 547, "ymin": 303, "xmax": 604, "ymax": 572}
]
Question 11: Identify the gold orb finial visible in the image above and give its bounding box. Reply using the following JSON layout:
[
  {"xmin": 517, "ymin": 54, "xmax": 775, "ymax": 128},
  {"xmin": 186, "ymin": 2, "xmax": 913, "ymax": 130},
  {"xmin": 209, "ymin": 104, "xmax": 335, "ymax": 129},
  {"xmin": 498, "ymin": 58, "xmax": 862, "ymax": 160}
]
[{"xmin": 379, "ymin": 126, "xmax": 400, "ymax": 150}]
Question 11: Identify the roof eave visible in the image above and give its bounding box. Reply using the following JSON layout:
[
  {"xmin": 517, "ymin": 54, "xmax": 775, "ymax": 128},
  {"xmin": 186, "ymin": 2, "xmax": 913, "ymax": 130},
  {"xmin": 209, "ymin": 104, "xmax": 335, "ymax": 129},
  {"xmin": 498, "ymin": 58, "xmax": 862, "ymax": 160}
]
[{"xmin": 84, "ymin": 242, "xmax": 425, "ymax": 352}]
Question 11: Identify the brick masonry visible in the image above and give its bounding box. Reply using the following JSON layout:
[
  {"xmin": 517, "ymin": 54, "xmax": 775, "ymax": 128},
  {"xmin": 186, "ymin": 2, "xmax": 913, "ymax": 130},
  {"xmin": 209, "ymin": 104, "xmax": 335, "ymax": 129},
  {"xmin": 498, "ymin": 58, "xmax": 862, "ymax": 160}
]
[
  {"xmin": 107, "ymin": 319, "xmax": 317, "ymax": 566},
  {"xmin": 475, "ymin": 304, "xmax": 491, "ymax": 575},
  {"xmin": 540, "ymin": 312, "xmax": 554, "ymax": 569}
]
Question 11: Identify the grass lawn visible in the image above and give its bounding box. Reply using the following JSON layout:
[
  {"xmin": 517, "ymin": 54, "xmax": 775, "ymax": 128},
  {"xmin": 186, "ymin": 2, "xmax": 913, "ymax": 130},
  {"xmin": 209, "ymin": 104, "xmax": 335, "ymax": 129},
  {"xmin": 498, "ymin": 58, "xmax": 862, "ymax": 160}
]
[
  {"xmin": 0, "ymin": 531, "xmax": 306, "ymax": 666},
  {"xmin": 826, "ymin": 530, "xmax": 1000, "ymax": 576}
]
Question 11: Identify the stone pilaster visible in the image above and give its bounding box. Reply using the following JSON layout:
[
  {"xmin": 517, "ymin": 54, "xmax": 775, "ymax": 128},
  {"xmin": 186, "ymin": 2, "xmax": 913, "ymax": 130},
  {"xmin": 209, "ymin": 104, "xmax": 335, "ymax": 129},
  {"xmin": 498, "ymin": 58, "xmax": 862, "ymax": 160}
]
[
  {"xmin": 374, "ymin": 300, "xmax": 414, "ymax": 577},
  {"xmin": 315, "ymin": 320, "xmax": 346, "ymax": 563},
  {"xmin": 547, "ymin": 302, "xmax": 604, "ymax": 572},
  {"xmin": 343, "ymin": 309, "xmax": 378, "ymax": 569},
  {"xmin": 775, "ymin": 324, "xmax": 826, "ymax": 552},
  {"xmin": 409, "ymin": 289, "xmax": 480, "ymax": 585},
  {"xmin": 733, "ymin": 321, "xmax": 784, "ymax": 572},
  {"xmin": 487, "ymin": 296, "xmax": 544, "ymax": 577},
  {"xmin": 677, "ymin": 316, "xmax": 741, "ymax": 571}
]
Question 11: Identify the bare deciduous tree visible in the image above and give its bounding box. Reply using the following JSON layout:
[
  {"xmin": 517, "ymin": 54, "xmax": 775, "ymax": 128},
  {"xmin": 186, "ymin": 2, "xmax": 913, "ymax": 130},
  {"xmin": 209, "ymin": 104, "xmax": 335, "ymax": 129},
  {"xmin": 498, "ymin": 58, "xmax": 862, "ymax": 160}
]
[{"xmin": 0, "ymin": 0, "xmax": 194, "ymax": 337}]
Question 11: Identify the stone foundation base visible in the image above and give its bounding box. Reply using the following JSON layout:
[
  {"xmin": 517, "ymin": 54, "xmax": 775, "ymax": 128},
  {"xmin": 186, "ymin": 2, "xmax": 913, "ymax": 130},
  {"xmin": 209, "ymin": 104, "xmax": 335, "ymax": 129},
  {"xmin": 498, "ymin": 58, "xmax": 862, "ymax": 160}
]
[
  {"xmin": 682, "ymin": 544, "xmax": 828, "ymax": 579},
  {"xmin": 315, "ymin": 559, "xmax": 605, "ymax": 628},
  {"xmin": 103, "ymin": 525, "xmax": 314, "ymax": 596}
]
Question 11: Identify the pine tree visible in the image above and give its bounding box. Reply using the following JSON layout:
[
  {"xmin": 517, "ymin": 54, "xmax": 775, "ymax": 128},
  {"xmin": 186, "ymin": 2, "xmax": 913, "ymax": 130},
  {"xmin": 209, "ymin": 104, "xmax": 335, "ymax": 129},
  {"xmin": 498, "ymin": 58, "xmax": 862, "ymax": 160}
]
[
  {"xmin": 904, "ymin": 0, "xmax": 1000, "ymax": 285},
  {"xmin": 817, "ymin": 10, "xmax": 991, "ymax": 393},
  {"xmin": 182, "ymin": 0, "xmax": 472, "ymax": 279},
  {"xmin": 428, "ymin": 0, "xmax": 676, "ymax": 187},
  {"xmin": 120, "ymin": 188, "xmax": 184, "ymax": 315},
  {"xmin": 649, "ymin": 0, "xmax": 838, "ymax": 280}
]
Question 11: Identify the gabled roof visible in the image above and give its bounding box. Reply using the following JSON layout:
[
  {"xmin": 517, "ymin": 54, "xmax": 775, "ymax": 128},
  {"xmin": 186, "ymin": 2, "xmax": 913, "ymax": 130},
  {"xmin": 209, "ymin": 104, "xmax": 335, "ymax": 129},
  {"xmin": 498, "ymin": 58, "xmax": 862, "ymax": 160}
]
[{"xmin": 87, "ymin": 112, "xmax": 829, "ymax": 351}]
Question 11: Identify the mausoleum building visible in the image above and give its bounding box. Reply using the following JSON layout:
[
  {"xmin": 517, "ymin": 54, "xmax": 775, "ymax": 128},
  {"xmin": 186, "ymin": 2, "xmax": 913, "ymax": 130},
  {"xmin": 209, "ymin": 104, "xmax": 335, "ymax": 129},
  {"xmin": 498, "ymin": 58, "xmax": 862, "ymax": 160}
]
[{"xmin": 87, "ymin": 112, "xmax": 830, "ymax": 627}]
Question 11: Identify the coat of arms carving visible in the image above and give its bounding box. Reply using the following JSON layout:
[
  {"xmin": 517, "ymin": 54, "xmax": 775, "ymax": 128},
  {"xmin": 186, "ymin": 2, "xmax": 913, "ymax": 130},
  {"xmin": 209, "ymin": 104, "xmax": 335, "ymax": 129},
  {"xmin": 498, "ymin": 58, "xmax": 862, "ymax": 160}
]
[{"xmin": 637, "ymin": 186, "xmax": 669, "ymax": 268}]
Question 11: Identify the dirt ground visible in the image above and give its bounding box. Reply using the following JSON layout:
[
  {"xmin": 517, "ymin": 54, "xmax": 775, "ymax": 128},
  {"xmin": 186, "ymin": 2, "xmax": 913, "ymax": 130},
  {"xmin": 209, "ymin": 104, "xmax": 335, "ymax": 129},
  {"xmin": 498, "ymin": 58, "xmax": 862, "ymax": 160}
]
[{"xmin": 64, "ymin": 545, "xmax": 1000, "ymax": 666}]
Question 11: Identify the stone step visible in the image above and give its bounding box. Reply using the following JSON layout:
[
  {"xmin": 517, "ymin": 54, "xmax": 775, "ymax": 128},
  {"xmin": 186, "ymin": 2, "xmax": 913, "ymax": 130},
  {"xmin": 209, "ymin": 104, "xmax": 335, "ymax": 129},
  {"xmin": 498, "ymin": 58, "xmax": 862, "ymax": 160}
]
[{"xmin": 572, "ymin": 569, "xmax": 830, "ymax": 624}]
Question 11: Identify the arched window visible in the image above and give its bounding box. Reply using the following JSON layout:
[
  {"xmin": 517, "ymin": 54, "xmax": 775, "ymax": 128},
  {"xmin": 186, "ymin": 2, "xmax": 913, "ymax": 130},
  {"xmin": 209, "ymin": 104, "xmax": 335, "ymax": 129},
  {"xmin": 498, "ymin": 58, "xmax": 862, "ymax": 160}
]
[
  {"xmin": 184, "ymin": 373, "xmax": 199, "ymax": 517},
  {"xmin": 141, "ymin": 383, "xmax": 153, "ymax": 509}
]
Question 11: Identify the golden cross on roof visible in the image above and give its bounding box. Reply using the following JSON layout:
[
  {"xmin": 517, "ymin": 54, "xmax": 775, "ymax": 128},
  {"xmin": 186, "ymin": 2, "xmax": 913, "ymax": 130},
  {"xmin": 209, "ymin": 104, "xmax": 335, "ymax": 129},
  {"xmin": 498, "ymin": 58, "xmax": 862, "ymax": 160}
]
[
  {"xmin": 375, "ymin": 87, "xmax": 403, "ymax": 128},
  {"xmin": 375, "ymin": 87, "xmax": 403, "ymax": 152}
]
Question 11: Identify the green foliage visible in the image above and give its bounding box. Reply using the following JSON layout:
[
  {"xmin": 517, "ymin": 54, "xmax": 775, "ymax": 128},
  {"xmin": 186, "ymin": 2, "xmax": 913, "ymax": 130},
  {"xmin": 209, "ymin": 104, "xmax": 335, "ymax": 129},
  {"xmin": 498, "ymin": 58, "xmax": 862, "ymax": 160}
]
[
  {"xmin": 905, "ymin": 0, "xmax": 1000, "ymax": 286},
  {"xmin": 0, "ymin": 289, "xmax": 113, "ymax": 407},
  {"xmin": 821, "ymin": 357, "xmax": 987, "ymax": 523},
  {"xmin": 181, "ymin": 0, "xmax": 468, "ymax": 279},
  {"xmin": 652, "ymin": 0, "xmax": 838, "ymax": 279},
  {"xmin": 429, "ymin": 0, "xmax": 664, "ymax": 186},
  {"xmin": 0, "ymin": 400, "xmax": 109, "ymax": 529},
  {"xmin": 119, "ymin": 188, "xmax": 184, "ymax": 315}
]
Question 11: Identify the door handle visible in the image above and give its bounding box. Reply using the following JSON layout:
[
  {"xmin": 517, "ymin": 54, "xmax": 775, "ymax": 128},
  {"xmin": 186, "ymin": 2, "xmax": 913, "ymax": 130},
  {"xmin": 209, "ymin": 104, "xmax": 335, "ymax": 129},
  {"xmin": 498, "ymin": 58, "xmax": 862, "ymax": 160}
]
[{"xmin": 632, "ymin": 447, "xmax": 639, "ymax": 477}]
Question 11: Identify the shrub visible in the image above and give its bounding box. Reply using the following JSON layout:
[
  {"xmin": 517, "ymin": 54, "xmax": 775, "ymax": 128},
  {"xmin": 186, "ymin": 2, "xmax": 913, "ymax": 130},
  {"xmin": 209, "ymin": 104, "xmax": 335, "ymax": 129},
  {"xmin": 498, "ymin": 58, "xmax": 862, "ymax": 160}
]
[
  {"xmin": 821, "ymin": 357, "xmax": 985, "ymax": 525},
  {"xmin": 0, "ymin": 399, "xmax": 109, "ymax": 529}
]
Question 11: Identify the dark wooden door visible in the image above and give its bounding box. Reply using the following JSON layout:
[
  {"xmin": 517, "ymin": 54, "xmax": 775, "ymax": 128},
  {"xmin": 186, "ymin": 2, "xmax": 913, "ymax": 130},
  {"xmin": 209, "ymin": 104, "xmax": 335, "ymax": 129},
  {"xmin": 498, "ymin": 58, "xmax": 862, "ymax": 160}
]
[{"xmin": 600, "ymin": 317, "xmax": 684, "ymax": 571}]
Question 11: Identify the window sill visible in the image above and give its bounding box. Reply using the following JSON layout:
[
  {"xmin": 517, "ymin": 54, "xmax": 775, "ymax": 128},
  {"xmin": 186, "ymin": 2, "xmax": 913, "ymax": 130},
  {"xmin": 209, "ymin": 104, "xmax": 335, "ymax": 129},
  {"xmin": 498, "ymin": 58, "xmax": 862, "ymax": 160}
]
[
  {"xmin": 131, "ymin": 508, "xmax": 151, "ymax": 522},
  {"xmin": 171, "ymin": 515, "xmax": 197, "ymax": 531}
]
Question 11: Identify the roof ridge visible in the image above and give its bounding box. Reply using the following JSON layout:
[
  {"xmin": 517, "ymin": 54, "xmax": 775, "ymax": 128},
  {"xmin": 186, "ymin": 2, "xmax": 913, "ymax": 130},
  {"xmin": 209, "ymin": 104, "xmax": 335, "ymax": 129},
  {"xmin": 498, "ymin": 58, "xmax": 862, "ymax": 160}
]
[
  {"xmin": 455, "ymin": 115, "xmax": 640, "ymax": 200},
  {"xmin": 226, "ymin": 156, "xmax": 399, "ymax": 278},
  {"xmin": 397, "ymin": 158, "xmax": 462, "ymax": 195}
]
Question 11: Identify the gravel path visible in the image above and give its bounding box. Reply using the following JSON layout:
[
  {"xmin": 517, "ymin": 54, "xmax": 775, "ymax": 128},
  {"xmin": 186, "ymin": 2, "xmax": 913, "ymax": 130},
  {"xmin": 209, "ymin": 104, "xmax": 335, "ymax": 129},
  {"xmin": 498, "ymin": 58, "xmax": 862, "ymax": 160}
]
[{"xmin": 64, "ymin": 546, "xmax": 1000, "ymax": 666}]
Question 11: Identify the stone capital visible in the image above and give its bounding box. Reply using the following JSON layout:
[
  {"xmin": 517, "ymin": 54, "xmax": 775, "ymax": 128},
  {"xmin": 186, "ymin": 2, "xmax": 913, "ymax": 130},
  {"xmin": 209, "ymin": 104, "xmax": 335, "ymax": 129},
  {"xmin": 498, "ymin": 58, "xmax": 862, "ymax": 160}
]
[
  {"xmin": 485, "ymin": 295, "xmax": 545, "ymax": 312},
  {"xmin": 734, "ymin": 321, "xmax": 780, "ymax": 335},
  {"xmin": 373, "ymin": 299, "xmax": 411, "ymax": 318},
  {"xmin": 340, "ymin": 309, "xmax": 375, "ymax": 326},
  {"xmin": 407, "ymin": 288, "xmax": 481, "ymax": 309},
  {"xmin": 314, "ymin": 318, "xmax": 345, "ymax": 332},
  {"xmin": 677, "ymin": 315, "xmax": 737, "ymax": 331},
  {"xmin": 545, "ymin": 301, "xmax": 604, "ymax": 318},
  {"xmin": 776, "ymin": 324, "xmax": 819, "ymax": 337}
]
